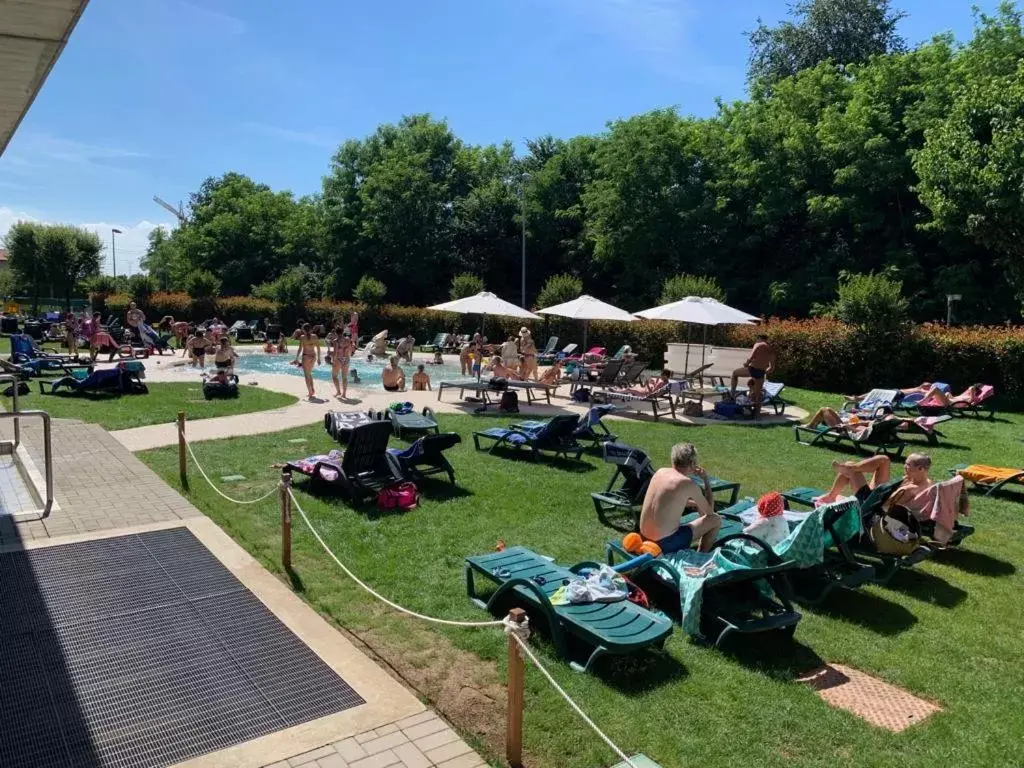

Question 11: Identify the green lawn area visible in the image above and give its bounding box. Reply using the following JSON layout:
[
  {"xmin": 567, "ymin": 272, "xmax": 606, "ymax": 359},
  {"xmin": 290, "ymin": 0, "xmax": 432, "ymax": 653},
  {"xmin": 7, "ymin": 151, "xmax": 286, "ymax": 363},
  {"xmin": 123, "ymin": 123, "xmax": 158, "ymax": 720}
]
[
  {"xmin": 138, "ymin": 388, "xmax": 1024, "ymax": 768},
  {"xmin": 4, "ymin": 381, "xmax": 297, "ymax": 430}
]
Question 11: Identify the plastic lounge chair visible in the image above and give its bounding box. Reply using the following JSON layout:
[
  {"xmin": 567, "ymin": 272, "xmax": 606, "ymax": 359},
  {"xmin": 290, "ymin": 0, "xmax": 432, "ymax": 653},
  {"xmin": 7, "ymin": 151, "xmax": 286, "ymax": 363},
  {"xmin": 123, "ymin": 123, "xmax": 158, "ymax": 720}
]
[
  {"xmin": 842, "ymin": 389, "xmax": 900, "ymax": 414},
  {"xmin": 793, "ymin": 418, "xmax": 906, "ymax": 458},
  {"xmin": 754, "ymin": 381, "xmax": 787, "ymax": 416},
  {"xmin": 700, "ymin": 498, "xmax": 876, "ymax": 604},
  {"xmin": 616, "ymin": 361, "xmax": 648, "ymax": 388},
  {"xmin": 536, "ymin": 336, "xmax": 562, "ymax": 365},
  {"xmin": 895, "ymin": 415, "xmax": 951, "ymax": 445},
  {"xmin": 574, "ymin": 404, "xmax": 618, "ymax": 447},
  {"xmin": 40, "ymin": 361, "xmax": 147, "ymax": 395},
  {"xmin": 387, "ymin": 432, "xmax": 461, "ymax": 483},
  {"xmin": 203, "ymin": 374, "xmax": 239, "ymax": 399},
  {"xmin": 590, "ymin": 442, "xmax": 740, "ymax": 525},
  {"xmin": 385, "ymin": 406, "xmax": 440, "ymax": 438},
  {"xmin": 10, "ymin": 333, "xmax": 83, "ymax": 369},
  {"xmin": 472, "ymin": 414, "xmax": 583, "ymax": 460},
  {"xmin": 591, "ymin": 381, "xmax": 676, "ymax": 421},
  {"xmin": 419, "ymin": 332, "xmax": 448, "ymax": 352},
  {"xmin": 505, "ymin": 379, "xmax": 558, "ymax": 404},
  {"xmin": 0, "ymin": 358, "xmax": 35, "ymax": 380},
  {"xmin": 605, "ymin": 538, "xmax": 801, "ymax": 647},
  {"xmin": 913, "ymin": 385, "xmax": 996, "ymax": 420},
  {"xmin": 583, "ymin": 359, "xmax": 625, "ymax": 390},
  {"xmin": 324, "ymin": 410, "xmax": 375, "ymax": 444},
  {"xmin": 292, "ymin": 420, "xmax": 398, "ymax": 501},
  {"xmin": 781, "ymin": 485, "xmax": 943, "ymax": 582},
  {"xmin": 437, "ymin": 379, "xmax": 503, "ymax": 406},
  {"xmin": 950, "ymin": 464, "xmax": 1024, "ymax": 497},
  {"xmin": 465, "ymin": 546, "xmax": 673, "ymax": 672}
]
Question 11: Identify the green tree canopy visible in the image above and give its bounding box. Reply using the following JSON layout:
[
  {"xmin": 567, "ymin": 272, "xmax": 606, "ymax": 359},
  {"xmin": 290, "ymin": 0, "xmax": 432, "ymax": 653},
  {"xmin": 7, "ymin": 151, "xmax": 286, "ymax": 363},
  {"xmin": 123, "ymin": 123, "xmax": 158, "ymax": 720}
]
[
  {"xmin": 353, "ymin": 275, "xmax": 387, "ymax": 306},
  {"xmin": 536, "ymin": 273, "xmax": 583, "ymax": 308},
  {"xmin": 449, "ymin": 273, "xmax": 484, "ymax": 300},
  {"xmin": 660, "ymin": 274, "xmax": 725, "ymax": 304}
]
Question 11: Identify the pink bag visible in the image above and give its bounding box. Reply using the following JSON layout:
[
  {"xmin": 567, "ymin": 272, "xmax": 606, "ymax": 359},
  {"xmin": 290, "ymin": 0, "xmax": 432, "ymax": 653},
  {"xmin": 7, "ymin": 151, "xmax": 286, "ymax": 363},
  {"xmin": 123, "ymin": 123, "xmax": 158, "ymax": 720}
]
[{"xmin": 377, "ymin": 482, "xmax": 419, "ymax": 511}]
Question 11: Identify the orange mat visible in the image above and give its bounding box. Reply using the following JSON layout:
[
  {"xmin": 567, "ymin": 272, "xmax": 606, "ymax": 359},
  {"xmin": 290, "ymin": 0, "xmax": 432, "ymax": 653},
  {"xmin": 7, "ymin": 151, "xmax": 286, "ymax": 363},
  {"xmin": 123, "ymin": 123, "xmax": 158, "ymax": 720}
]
[{"xmin": 958, "ymin": 465, "xmax": 1023, "ymax": 485}]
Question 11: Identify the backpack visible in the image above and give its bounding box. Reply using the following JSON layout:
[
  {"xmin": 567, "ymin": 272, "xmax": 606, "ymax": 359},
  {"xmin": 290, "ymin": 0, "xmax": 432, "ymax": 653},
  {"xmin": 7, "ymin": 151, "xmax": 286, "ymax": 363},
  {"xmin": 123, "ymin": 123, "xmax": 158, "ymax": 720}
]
[
  {"xmin": 572, "ymin": 387, "xmax": 591, "ymax": 403},
  {"xmin": 488, "ymin": 376, "xmax": 508, "ymax": 391},
  {"xmin": 499, "ymin": 391, "xmax": 519, "ymax": 413},
  {"xmin": 377, "ymin": 482, "xmax": 419, "ymax": 511}
]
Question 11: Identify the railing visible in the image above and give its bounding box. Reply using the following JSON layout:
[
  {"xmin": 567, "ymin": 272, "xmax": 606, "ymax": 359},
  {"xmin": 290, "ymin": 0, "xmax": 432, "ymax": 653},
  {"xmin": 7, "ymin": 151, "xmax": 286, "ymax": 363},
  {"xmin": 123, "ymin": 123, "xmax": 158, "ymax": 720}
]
[{"xmin": 0, "ymin": 374, "xmax": 54, "ymax": 519}]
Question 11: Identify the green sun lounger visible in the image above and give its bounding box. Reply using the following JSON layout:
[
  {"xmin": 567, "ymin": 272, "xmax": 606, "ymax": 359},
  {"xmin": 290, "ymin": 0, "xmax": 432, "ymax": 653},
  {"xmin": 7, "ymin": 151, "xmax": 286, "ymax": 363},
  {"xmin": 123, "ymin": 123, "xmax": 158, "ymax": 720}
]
[
  {"xmin": 605, "ymin": 536, "xmax": 801, "ymax": 647},
  {"xmin": 781, "ymin": 486, "xmax": 955, "ymax": 583},
  {"xmin": 793, "ymin": 419, "xmax": 907, "ymax": 457},
  {"xmin": 382, "ymin": 406, "xmax": 440, "ymax": 438},
  {"xmin": 465, "ymin": 547, "xmax": 673, "ymax": 672}
]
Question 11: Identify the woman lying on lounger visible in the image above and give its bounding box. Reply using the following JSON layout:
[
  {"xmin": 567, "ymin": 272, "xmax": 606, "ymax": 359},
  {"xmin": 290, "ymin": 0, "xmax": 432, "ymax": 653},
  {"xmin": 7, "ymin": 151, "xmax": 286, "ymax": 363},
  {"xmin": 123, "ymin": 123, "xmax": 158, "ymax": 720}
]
[
  {"xmin": 538, "ymin": 360, "xmax": 563, "ymax": 386},
  {"xmin": 843, "ymin": 383, "xmax": 932, "ymax": 403},
  {"xmin": 612, "ymin": 370, "xmax": 670, "ymax": 397},
  {"xmin": 918, "ymin": 383, "xmax": 984, "ymax": 407}
]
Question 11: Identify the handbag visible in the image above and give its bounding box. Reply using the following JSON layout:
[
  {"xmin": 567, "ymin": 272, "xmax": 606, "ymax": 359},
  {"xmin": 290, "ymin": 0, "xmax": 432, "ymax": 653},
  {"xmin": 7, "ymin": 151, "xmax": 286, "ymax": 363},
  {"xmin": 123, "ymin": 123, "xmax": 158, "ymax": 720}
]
[
  {"xmin": 377, "ymin": 482, "xmax": 419, "ymax": 511},
  {"xmin": 869, "ymin": 504, "xmax": 920, "ymax": 556}
]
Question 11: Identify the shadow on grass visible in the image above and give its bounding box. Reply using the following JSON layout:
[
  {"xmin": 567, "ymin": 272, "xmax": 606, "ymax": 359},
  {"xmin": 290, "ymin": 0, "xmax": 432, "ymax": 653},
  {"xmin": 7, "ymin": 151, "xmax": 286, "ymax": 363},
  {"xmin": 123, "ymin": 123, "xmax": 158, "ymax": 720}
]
[
  {"xmin": 933, "ymin": 547, "xmax": 1016, "ymax": 577},
  {"xmin": 479, "ymin": 449, "xmax": 597, "ymax": 474},
  {"xmin": 883, "ymin": 568, "xmax": 968, "ymax": 609},
  {"xmin": 593, "ymin": 647, "xmax": 689, "ymax": 693},
  {"xmin": 802, "ymin": 588, "xmax": 918, "ymax": 636},
  {"xmin": 596, "ymin": 507, "xmax": 636, "ymax": 535},
  {"xmin": 722, "ymin": 636, "xmax": 825, "ymax": 682},
  {"xmin": 285, "ymin": 565, "xmax": 306, "ymax": 593}
]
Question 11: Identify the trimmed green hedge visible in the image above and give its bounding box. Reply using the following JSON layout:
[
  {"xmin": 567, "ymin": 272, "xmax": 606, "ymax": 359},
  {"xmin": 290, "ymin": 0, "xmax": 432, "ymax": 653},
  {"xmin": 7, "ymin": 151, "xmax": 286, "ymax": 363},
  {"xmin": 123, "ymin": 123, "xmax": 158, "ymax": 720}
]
[{"xmin": 90, "ymin": 294, "xmax": 1024, "ymax": 407}]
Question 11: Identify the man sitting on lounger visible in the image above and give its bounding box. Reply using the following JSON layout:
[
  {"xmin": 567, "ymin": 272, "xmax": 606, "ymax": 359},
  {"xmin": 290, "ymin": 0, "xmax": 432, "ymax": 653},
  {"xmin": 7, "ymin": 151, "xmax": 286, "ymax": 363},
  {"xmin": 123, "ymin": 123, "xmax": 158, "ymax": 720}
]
[
  {"xmin": 815, "ymin": 454, "xmax": 934, "ymax": 509},
  {"xmin": 731, "ymin": 334, "xmax": 775, "ymax": 418},
  {"xmin": 639, "ymin": 443, "xmax": 722, "ymax": 554}
]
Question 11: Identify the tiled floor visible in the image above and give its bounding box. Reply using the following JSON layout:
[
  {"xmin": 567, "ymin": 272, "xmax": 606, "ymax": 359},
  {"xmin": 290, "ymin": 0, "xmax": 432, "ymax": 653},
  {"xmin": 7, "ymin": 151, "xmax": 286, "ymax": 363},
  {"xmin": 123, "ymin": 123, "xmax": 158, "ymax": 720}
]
[
  {"xmin": 0, "ymin": 453, "xmax": 37, "ymax": 516},
  {"xmin": 264, "ymin": 712, "xmax": 486, "ymax": 768}
]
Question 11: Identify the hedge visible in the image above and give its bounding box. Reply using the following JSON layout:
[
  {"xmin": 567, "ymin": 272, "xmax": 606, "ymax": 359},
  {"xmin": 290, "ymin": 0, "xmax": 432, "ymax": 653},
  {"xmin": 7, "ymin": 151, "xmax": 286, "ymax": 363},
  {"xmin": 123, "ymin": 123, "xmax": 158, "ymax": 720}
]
[{"xmin": 88, "ymin": 293, "xmax": 1024, "ymax": 407}]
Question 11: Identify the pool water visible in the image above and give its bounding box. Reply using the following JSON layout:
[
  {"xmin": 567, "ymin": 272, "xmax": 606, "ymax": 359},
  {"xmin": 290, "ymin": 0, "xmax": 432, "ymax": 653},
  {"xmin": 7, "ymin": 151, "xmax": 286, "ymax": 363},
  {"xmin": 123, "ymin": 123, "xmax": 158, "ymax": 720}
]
[{"xmin": 209, "ymin": 351, "xmax": 469, "ymax": 387}]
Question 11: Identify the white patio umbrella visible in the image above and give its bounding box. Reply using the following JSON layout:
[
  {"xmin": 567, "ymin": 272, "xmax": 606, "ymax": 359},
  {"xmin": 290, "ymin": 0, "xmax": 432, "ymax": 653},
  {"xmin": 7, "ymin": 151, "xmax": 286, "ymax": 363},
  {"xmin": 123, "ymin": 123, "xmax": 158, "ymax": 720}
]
[
  {"xmin": 634, "ymin": 296, "xmax": 758, "ymax": 374},
  {"xmin": 536, "ymin": 294, "xmax": 635, "ymax": 351},
  {"xmin": 428, "ymin": 292, "xmax": 541, "ymax": 379}
]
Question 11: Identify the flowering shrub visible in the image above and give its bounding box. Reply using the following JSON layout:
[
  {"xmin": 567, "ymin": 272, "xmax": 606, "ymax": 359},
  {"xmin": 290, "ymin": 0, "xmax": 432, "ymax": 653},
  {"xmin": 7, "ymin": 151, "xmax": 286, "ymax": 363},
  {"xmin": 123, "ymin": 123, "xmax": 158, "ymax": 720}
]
[{"xmin": 215, "ymin": 295, "xmax": 275, "ymax": 321}]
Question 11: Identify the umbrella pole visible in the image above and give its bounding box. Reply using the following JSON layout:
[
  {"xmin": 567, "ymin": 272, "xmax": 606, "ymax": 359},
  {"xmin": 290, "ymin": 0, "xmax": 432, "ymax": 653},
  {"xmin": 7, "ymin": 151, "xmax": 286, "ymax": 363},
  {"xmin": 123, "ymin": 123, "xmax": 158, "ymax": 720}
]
[
  {"xmin": 684, "ymin": 323, "xmax": 691, "ymax": 376},
  {"xmin": 582, "ymin": 320, "xmax": 588, "ymax": 353},
  {"xmin": 479, "ymin": 313, "xmax": 486, "ymax": 381}
]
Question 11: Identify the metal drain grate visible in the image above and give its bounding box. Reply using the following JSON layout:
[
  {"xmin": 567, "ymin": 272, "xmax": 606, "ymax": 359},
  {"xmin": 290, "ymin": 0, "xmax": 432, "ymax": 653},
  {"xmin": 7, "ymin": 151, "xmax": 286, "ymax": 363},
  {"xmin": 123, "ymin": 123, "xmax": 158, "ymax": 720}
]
[{"xmin": 0, "ymin": 528, "xmax": 364, "ymax": 768}]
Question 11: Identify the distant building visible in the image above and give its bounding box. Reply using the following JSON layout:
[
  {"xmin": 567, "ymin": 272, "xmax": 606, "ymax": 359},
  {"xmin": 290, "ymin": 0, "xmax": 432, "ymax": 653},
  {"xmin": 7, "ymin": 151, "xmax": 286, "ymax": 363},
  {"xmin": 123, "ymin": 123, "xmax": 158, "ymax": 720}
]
[{"xmin": 0, "ymin": 247, "xmax": 8, "ymax": 271}]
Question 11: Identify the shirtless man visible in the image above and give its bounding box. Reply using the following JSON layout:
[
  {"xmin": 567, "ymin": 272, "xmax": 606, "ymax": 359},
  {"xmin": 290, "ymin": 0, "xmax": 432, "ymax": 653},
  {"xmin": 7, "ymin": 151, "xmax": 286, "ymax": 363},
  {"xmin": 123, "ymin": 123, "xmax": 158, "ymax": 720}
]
[
  {"xmin": 382, "ymin": 356, "xmax": 406, "ymax": 392},
  {"xmin": 731, "ymin": 334, "xmax": 775, "ymax": 418},
  {"xmin": 638, "ymin": 443, "xmax": 722, "ymax": 554},
  {"xmin": 126, "ymin": 301, "xmax": 145, "ymax": 343},
  {"xmin": 815, "ymin": 454, "xmax": 934, "ymax": 509},
  {"xmin": 491, "ymin": 358, "xmax": 523, "ymax": 381}
]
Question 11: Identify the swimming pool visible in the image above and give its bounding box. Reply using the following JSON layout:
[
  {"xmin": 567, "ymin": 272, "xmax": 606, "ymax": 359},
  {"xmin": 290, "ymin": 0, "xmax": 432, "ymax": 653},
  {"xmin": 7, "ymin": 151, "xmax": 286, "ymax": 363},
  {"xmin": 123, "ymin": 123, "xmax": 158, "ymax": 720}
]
[{"xmin": 206, "ymin": 351, "xmax": 469, "ymax": 387}]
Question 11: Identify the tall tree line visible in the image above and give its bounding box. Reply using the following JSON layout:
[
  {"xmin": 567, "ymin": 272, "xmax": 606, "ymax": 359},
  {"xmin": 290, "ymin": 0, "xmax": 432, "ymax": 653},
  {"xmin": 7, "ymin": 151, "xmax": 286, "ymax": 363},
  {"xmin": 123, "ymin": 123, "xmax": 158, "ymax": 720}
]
[{"xmin": 138, "ymin": 1, "xmax": 1024, "ymax": 323}]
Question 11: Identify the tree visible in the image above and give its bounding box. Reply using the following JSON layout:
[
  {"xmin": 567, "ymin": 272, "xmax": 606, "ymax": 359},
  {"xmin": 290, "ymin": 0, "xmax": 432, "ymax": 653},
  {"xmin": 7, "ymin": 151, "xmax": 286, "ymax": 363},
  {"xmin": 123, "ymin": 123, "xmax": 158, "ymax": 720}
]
[
  {"xmin": 30, "ymin": 225, "xmax": 102, "ymax": 311},
  {"xmin": 823, "ymin": 270, "xmax": 908, "ymax": 333},
  {"xmin": 660, "ymin": 274, "xmax": 725, "ymax": 303},
  {"xmin": 449, "ymin": 273, "xmax": 483, "ymax": 300},
  {"xmin": 0, "ymin": 269, "xmax": 17, "ymax": 300},
  {"xmin": 536, "ymin": 273, "xmax": 583, "ymax": 309},
  {"xmin": 915, "ymin": 4, "xmax": 1024, "ymax": 301},
  {"xmin": 353, "ymin": 275, "xmax": 387, "ymax": 306},
  {"xmin": 140, "ymin": 226, "xmax": 181, "ymax": 291},
  {"xmin": 2, "ymin": 221, "xmax": 41, "ymax": 312},
  {"xmin": 747, "ymin": 0, "xmax": 906, "ymax": 88},
  {"xmin": 127, "ymin": 274, "xmax": 158, "ymax": 307},
  {"xmin": 252, "ymin": 265, "xmax": 319, "ymax": 327},
  {"xmin": 184, "ymin": 269, "xmax": 221, "ymax": 300}
]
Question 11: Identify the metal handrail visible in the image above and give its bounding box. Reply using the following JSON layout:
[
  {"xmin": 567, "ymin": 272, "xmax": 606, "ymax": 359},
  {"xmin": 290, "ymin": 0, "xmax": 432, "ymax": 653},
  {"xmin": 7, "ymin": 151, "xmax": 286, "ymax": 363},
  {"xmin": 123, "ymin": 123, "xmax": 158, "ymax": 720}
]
[
  {"xmin": 0, "ymin": 410, "xmax": 53, "ymax": 518},
  {"xmin": 0, "ymin": 373, "xmax": 20, "ymax": 446}
]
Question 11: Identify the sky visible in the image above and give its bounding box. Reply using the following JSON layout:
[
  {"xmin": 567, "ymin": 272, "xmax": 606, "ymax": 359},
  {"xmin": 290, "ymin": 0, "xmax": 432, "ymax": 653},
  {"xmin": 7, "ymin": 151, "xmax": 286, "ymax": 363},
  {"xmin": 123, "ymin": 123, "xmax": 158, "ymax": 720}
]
[{"xmin": 0, "ymin": 0, "xmax": 1000, "ymax": 275}]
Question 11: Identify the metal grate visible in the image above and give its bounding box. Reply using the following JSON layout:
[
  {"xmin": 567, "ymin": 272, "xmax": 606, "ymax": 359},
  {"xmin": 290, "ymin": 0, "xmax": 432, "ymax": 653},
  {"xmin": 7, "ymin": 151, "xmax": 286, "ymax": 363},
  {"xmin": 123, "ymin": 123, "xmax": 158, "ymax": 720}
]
[{"xmin": 0, "ymin": 528, "xmax": 364, "ymax": 768}]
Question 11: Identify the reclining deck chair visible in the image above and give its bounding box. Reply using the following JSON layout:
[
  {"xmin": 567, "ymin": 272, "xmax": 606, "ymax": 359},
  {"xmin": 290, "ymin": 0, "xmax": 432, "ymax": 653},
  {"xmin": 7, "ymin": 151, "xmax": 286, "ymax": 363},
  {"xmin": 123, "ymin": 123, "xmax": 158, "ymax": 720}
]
[
  {"xmin": 324, "ymin": 409, "xmax": 375, "ymax": 444},
  {"xmin": 419, "ymin": 332, "xmax": 448, "ymax": 352},
  {"xmin": 605, "ymin": 536, "xmax": 802, "ymax": 647},
  {"xmin": 289, "ymin": 420, "xmax": 398, "ymax": 501},
  {"xmin": 591, "ymin": 380, "xmax": 676, "ymax": 421},
  {"xmin": 387, "ymin": 432, "xmax": 461, "ymax": 484},
  {"xmin": 465, "ymin": 546, "xmax": 673, "ymax": 672},
  {"xmin": 780, "ymin": 484, "xmax": 960, "ymax": 582},
  {"xmin": 950, "ymin": 464, "xmax": 1024, "ymax": 497},
  {"xmin": 382, "ymin": 405, "xmax": 440, "ymax": 438},
  {"xmin": 911, "ymin": 385, "xmax": 996, "ymax": 420},
  {"xmin": 794, "ymin": 418, "xmax": 907, "ymax": 457},
  {"xmin": 573, "ymin": 404, "xmax": 618, "ymax": 447},
  {"xmin": 473, "ymin": 414, "xmax": 583, "ymax": 461},
  {"xmin": 40, "ymin": 361, "xmax": 147, "ymax": 395},
  {"xmin": 10, "ymin": 333, "xmax": 86, "ymax": 373}
]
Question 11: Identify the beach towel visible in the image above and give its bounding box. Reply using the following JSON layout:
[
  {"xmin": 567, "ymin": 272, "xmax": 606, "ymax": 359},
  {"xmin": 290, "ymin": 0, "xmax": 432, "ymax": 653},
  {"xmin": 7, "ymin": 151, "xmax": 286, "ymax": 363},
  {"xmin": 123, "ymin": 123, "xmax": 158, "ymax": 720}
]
[
  {"xmin": 958, "ymin": 465, "xmax": 1021, "ymax": 485},
  {"xmin": 660, "ymin": 548, "xmax": 759, "ymax": 636},
  {"xmin": 913, "ymin": 476, "xmax": 968, "ymax": 544},
  {"xmin": 550, "ymin": 565, "xmax": 629, "ymax": 605},
  {"xmin": 291, "ymin": 450, "xmax": 343, "ymax": 482}
]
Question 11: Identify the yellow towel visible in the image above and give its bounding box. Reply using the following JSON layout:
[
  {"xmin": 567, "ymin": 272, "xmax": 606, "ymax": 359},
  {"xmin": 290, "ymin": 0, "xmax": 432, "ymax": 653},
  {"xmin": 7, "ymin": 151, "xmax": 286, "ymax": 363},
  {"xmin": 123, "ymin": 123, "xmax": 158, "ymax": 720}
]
[{"xmin": 959, "ymin": 465, "xmax": 1023, "ymax": 485}]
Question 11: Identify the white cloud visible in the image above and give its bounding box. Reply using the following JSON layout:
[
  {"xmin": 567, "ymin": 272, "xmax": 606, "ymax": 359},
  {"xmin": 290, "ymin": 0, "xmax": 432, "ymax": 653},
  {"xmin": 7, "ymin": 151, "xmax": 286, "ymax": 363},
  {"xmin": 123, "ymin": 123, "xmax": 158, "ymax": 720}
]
[
  {"xmin": 0, "ymin": 207, "xmax": 175, "ymax": 276},
  {"xmin": 2, "ymin": 133, "xmax": 149, "ymax": 176}
]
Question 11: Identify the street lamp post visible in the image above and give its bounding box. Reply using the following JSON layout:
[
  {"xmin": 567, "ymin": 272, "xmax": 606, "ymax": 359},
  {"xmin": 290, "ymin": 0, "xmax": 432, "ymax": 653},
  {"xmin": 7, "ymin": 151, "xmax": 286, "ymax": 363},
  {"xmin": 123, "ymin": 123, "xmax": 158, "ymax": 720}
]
[
  {"xmin": 946, "ymin": 294, "xmax": 962, "ymax": 326},
  {"xmin": 111, "ymin": 228, "xmax": 123, "ymax": 279},
  {"xmin": 520, "ymin": 173, "xmax": 529, "ymax": 309}
]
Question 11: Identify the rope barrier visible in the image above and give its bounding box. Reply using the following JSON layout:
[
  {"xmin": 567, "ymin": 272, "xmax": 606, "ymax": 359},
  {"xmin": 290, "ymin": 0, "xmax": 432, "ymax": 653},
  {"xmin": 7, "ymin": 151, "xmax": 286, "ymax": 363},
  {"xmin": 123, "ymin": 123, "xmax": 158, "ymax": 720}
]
[
  {"xmin": 287, "ymin": 488, "xmax": 504, "ymax": 627},
  {"xmin": 504, "ymin": 617, "xmax": 639, "ymax": 768},
  {"xmin": 179, "ymin": 429, "xmax": 279, "ymax": 505}
]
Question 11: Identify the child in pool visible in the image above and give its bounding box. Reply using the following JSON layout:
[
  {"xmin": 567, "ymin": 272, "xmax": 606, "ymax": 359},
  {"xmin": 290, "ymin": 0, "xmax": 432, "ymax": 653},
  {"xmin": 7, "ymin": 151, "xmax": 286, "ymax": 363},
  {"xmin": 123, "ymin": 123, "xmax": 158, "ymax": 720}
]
[{"xmin": 350, "ymin": 369, "xmax": 361, "ymax": 384}]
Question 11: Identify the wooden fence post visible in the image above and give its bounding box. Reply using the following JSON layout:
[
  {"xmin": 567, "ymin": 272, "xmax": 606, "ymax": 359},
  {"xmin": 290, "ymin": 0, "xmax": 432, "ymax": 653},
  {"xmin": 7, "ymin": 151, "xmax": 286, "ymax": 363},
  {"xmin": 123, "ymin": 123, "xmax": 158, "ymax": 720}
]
[
  {"xmin": 177, "ymin": 411, "xmax": 187, "ymax": 487},
  {"xmin": 506, "ymin": 607, "xmax": 527, "ymax": 768},
  {"xmin": 280, "ymin": 470, "xmax": 292, "ymax": 569}
]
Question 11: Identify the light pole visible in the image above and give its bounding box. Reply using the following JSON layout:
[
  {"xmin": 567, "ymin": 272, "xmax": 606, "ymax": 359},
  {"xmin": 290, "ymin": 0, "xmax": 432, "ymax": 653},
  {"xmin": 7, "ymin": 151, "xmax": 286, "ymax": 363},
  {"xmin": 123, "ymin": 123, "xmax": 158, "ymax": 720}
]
[
  {"xmin": 946, "ymin": 294, "xmax": 962, "ymax": 326},
  {"xmin": 111, "ymin": 228, "xmax": 123, "ymax": 279},
  {"xmin": 520, "ymin": 173, "xmax": 529, "ymax": 308}
]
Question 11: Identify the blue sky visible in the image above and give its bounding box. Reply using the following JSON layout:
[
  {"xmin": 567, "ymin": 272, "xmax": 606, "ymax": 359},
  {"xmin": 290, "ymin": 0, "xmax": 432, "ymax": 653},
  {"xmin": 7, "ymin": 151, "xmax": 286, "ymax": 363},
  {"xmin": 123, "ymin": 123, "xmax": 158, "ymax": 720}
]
[{"xmin": 0, "ymin": 0, "xmax": 997, "ymax": 273}]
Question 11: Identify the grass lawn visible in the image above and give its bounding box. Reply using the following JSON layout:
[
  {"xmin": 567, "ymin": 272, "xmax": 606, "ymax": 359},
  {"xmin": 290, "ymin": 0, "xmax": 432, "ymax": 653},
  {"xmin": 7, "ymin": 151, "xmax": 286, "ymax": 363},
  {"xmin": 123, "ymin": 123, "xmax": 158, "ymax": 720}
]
[
  {"xmin": 139, "ymin": 387, "xmax": 1024, "ymax": 768},
  {"xmin": 4, "ymin": 382, "xmax": 297, "ymax": 430}
]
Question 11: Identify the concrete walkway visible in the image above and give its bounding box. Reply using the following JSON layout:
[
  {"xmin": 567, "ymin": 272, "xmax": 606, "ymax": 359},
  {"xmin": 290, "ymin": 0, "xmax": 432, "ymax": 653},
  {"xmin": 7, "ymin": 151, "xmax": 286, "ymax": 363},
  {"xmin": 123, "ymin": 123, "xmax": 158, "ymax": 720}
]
[
  {"xmin": 112, "ymin": 354, "xmax": 803, "ymax": 451},
  {"xmin": 2, "ymin": 418, "xmax": 487, "ymax": 768}
]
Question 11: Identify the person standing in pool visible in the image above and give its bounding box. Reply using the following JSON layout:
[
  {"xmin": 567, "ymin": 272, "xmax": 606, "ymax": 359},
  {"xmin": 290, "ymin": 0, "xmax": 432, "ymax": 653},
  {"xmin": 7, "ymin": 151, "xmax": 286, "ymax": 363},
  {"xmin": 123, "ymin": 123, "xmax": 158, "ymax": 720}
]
[
  {"xmin": 327, "ymin": 322, "xmax": 356, "ymax": 399},
  {"xmin": 214, "ymin": 336, "xmax": 238, "ymax": 375},
  {"xmin": 294, "ymin": 323, "xmax": 321, "ymax": 400}
]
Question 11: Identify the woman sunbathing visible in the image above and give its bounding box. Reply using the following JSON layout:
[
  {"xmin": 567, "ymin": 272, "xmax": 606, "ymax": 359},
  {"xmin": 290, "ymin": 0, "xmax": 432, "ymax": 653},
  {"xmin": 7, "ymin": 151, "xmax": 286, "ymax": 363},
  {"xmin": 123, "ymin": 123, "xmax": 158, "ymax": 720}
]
[
  {"xmin": 614, "ymin": 370, "xmax": 670, "ymax": 397},
  {"xmin": 918, "ymin": 383, "xmax": 984, "ymax": 407},
  {"xmin": 490, "ymin": 359, "xmax": 523, "ymax": 381},
  {"xmin": 538, "ymin": 360, "xmax": 563, "ymax": 386},
  {"xmin": 844, "ymin": 383, "xmax": 932, "ymax": 403}
]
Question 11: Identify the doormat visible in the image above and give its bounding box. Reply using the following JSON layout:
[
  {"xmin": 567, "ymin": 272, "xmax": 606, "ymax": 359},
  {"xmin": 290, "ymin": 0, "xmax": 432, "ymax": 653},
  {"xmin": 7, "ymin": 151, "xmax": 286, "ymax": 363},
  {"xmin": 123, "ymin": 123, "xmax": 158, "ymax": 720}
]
[{"xmin": 799, "ymin": 664, "xmax": 941, "ymax": 732}]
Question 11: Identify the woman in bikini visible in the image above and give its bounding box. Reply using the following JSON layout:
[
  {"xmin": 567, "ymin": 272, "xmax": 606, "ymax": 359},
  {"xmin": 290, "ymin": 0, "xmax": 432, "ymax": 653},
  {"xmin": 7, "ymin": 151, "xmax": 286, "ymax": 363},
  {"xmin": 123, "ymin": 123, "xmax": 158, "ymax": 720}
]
[
  {"xmin": 213, "ymin": 336, "xmax": 238, "ymax": 375},
  {"xmin": 294, "ymin": 323, "xmax": 321, "ymax": 399},
  {"xmin": 327, "ymin": 322, "xmax": 356, "ymax": 399},
  {"xmin": 519, "ymin": 330, "xmax": 538, "ymax": 381}
]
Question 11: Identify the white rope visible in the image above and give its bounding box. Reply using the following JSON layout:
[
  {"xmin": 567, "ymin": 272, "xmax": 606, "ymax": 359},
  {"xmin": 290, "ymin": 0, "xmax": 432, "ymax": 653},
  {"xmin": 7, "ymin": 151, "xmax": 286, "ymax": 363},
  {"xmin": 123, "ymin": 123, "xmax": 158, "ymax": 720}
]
[
  {"xmin": 180, "ymin": 431, "xmax": 279, "ymax": 505},
  {"xmin": 504, "ymin": 618, "xmax": 638, "ymax": 768},
  {"xmin": 288, "ymin": 488, "xmax": 504, "ymax": 627}
]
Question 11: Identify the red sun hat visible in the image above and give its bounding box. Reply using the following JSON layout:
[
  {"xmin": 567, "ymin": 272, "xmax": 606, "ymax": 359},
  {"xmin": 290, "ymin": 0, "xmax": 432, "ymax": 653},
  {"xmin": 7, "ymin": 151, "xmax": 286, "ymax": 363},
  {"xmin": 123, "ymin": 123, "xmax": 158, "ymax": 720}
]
[{"xmin": 757, "ymin": 491, "xmax": 785, "ymax": 518}]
